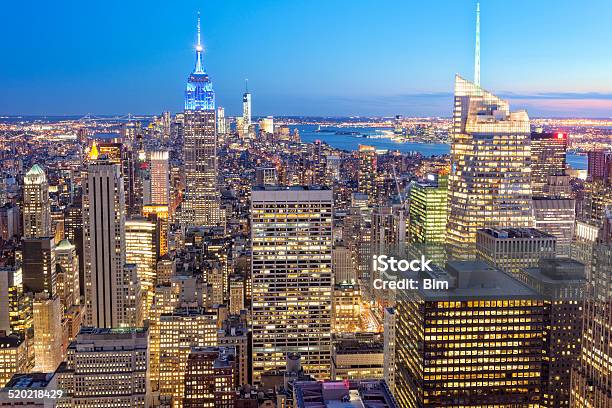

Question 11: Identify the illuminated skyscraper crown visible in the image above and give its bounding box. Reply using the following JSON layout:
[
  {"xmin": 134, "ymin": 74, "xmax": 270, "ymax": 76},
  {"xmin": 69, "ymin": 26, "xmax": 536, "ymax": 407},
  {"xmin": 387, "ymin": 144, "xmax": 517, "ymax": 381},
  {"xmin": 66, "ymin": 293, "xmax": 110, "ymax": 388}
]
[{"xmin": 185, "ymin": 13, "xmax": 215, "ymax": 111}]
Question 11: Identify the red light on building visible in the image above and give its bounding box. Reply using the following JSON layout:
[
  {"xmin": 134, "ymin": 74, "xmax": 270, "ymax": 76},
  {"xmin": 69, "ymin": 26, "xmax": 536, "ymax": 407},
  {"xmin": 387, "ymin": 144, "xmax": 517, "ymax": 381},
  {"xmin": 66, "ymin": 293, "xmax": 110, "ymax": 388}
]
[{"xmin": 556, "ymin": 132, "xmax": 566, "ymax": 140}]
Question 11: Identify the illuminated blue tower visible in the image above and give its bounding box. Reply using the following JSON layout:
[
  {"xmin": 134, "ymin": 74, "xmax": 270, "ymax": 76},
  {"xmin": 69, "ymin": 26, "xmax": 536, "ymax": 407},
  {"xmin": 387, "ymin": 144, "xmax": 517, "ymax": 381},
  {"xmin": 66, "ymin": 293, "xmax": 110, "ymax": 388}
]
[
  {"xmin": 181, "ymin": 13, "xmax": 223, "ymax": 228},
  {"xmin": 185, "ymin": 13, "xmax": 215, "ymax": 111}
]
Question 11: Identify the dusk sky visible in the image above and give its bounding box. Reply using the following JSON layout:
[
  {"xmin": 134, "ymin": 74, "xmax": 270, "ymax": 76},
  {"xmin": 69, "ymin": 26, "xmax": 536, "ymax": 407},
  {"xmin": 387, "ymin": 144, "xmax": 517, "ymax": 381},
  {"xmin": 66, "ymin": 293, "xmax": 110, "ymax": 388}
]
[{"xmin": 2, "ymin": 0, "xmax": 612, "ymax": 117}]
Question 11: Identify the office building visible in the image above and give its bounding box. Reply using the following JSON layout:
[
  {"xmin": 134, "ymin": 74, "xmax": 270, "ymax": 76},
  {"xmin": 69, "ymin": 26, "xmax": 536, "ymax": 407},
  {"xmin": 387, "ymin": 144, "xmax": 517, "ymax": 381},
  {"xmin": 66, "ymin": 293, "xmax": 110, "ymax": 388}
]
[
  {"xmin": 331, "ymin": 334, "xmax": 384, "ymax": 380},
  {"xmin": 357, "ymin": 145, "xmax": 377, "ymax": 203},
  {"xmin": 383, "ymin": 308, "xmax": 396, "ymax": 393},
  {"xmin": 0, "ymin": 268, "xmax": 32, "ymax": 338},
  {"xmin": 0, "ymin": 334, "xmax": 27, "ymax": 388},
  {"xmin": 125, "ymin": 217, "xmax": 159, "ymax": 316},
  {"xmin": 332, "ymin": 243, "xmax": 356, "ymax": 284},
  {"xmin": 587, "ymin": 149, "xmax": 612, "ymax": 184},
  {"xmin": 217, "ymin": 317, "xmax": 249, "ymax": 387},
  {"xmin": 332, "ymin": 283, "xmax": 361, "ymax": 333},
  {"xmin": 0, "ymin": 372, "xmax": 58, "ymax": 407},
  {"xmin": 83, "ymin": 157, "xmax": 139, "ymax": 328},
  {"xmin": 158, "ymin": 307, "xmax": 217, "ymax": 405},
  {"xmin": 533, "ymin": 196, "xmax": 575, "ymax": 257},
  {"xmin": 254, "ymin": 167, "xmax": 278, "ymax": 186},
  {"xmin": 531, "ymin": 131, "xmax": 568, "ymax": 196},
  {"xmin": 22, "ymin": 237, "xmax": 56, "ymax": 296},
  {"xmin": 32, "ymin": 293, "xmax": 63, "ymax": 372},
  {"xmin": 242, "ymin": 81, "xmax": 252, "ymax": 136},
  {"xmin": 476, "ymin": 227, "xmax": 556, "ymax": 276},
  {"xmin": 23, "ymin": 164, "xmax": 51, "ymax": 239},
  {"xmin": 408, "ymin": 174, "xmax": 448, "ymax": 243},
  {"xmin": 251, "ymin": 186, "xmax": 333, "ymax": 382},
  {"xmin": 519, "ymin": 259, "xmax": 586, "ymax": 408},
  {"xmin": 142, "ymin": 204, "xmax": 169, "ymax": 257},
  {"xmin": 55, "ymin": 238, "xmax": 80, "ymax": 310},
  {"xmin": 57, "ymin": 327, "xmax": 150, "ymax": 407},
  {"xmin": 182, "ymin": 14, "xmax": 223, "ymax": 227},
  {"xmin": 447, "ymin": 76, "xmax": 533, "ymax": 258},
  {"xmin": 571, "ymin": 212, "xmax": 612, "ymax": 407},
  {"xmin": 183, "ymin": 346, "xmax": 236, "ymax": 408},
  {"xmin": 394, "ymin": 261, "xmax": 545, "ymax": 407},
  {"xmin": 228, "ymin": 274, "xmax": 244, "ymax": 315},
  {"xmin": 0, "ymin": 204, "xmax": 20, "ymax": 241},
  {"xmin": 150, "ymin": 151, "xmax": 170, "ymax": 206}
]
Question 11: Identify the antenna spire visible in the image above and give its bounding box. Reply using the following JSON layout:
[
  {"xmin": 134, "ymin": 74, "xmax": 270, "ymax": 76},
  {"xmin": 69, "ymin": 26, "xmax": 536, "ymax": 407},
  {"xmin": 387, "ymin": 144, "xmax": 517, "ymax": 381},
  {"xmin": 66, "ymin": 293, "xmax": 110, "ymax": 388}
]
[
  {"xmin": 245, "ymin": 79, "xmax": 249, "ymax": 93},
  {"xmin": 197, "ymin": 12, "xmax": 201, "ymax": 47},
  {"xmin": 474, "ymin": 2, "xmax": 481, "ymax": 86},
  {"xmin": 194, "ymin": 12, "xmax": 204, "ymax": 73}
]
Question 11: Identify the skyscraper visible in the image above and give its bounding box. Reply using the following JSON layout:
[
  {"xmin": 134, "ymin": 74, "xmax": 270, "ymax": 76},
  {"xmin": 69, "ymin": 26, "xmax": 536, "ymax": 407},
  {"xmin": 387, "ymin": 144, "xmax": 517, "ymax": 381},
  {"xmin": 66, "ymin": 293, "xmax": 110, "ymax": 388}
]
[
  {"xmin": 32, "ymin": 293, "xmax": 63, "ymax": 372},
  {"xmin": 149, "ymin": 150, "xmax": 169, "ymax": 206},
  {"xmin": 531, "ymin": 131, "xmax": 568, "ymax": 196},
  {"xmin": 82, "ymin": 157, "xmax": 139, "ymax": 328},
  {"xmin": 446, "ymin": 76, "xmax": 533, "ymax": 258},
  {"xmin": 408, "ymin": 174, "xmax": 448, "ymax": 244},
  {"xmin": 125, "ymin": 217, "xmax": 159, "ymax": 317},
  {"xmin": 571, "ymin": 211, "xmax": 612, "ymax": 407},
  {"xmin": 394, "ymin": 261, "xmax": 545, "ymax": 406},
  {"xmin": 242, "ymin": 79, "xmax": 252, "ymax": 136},
  {"xmin": 357, "ymin": 145, "xmax": 377, "ymax": 204},
  {"xmin": 251, "ymin": 186, "xmax": 333, "ymax": 382},
  {"xmin": 22, "ymin": 164, "xmax": 51, "ymax": 239},
  {"xmin": 182, "ymin": 13, "xmax": 223, "ymax": 227},
  {"xmin": 22, "ymin": 237, "xmax": 56, "ymax": 295}
]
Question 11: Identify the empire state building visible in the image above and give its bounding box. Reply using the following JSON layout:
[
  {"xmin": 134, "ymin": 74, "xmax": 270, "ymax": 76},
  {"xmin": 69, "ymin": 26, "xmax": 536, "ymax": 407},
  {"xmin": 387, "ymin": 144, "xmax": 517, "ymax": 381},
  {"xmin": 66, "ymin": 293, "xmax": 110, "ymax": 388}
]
[{"xmin": 181, "ymin": 13, "xmax": 223, "ymax": 227}]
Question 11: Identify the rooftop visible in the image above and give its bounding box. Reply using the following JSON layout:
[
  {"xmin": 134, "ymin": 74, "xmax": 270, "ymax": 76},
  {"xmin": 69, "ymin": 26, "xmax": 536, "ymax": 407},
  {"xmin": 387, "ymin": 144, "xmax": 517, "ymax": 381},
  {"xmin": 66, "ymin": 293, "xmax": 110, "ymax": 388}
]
[
  {"xmin": 404, "ymin": 260, "xmax": 543, "ymax": 301},
  {"xmin": 294, "ymin": 380, "xmax": 398, "ymax": 408},
  {"xmin": 478, "ymin": 227, "xmax": 555, "ymax": 239},
  {"xmin": 3, "ymin": 373, "xmax": 54, "ymax": 389}
]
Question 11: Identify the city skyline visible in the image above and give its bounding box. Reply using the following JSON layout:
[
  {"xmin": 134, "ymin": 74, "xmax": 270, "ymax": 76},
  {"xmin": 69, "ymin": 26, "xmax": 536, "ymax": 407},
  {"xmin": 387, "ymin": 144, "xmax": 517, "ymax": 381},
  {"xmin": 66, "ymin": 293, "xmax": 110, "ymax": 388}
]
[{"xmin": 3, "ymin": 1, "xmax": 612, "ymax": 117}]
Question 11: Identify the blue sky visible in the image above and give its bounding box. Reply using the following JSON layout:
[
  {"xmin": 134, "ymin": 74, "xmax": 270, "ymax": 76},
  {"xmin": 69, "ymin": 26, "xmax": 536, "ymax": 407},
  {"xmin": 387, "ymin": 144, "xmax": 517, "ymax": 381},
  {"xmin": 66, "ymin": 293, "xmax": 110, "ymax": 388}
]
[{"xmin": 2, "ymin": 0, "xmax": 612, "ymax": 117}]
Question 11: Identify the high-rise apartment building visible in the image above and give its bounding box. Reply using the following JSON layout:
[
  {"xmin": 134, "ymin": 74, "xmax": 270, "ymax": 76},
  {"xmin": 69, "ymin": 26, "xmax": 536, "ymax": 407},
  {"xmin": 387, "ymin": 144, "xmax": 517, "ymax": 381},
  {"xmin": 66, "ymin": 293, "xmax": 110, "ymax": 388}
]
[
  {"xmin": 251, "ymin": 186, "xmax": 333, "ymax": 382},
  {"xmin": 57, "ymin": 327, "xmax": 150, "ymax": 407},
  {"xmin": 447, "ymin": 76, "xmax": 533, "ymax": 258},
  {"xmin": 22, "ymin": 164, "xmax": 51, "ymax": 239},
  {"xmin": 182, "ymin": 14, "xmax": 223, "ymax": 228},
  {"xmin": 394, "ymin": 261, "xmax": 545, "ymax": 407},
  {"xmin": 83, "ymin": 158, "xmax": 140, "ymax": 328},
  {"xmin": 531, "ymin": 131, "xmax": 568, "ymax": 196}
]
